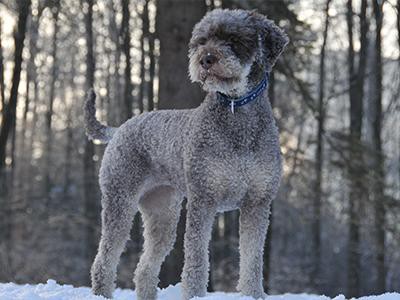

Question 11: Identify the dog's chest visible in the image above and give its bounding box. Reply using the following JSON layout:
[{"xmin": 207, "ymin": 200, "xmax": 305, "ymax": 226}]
[{"xmin": 204, "ymin": 153, "xmax": 278, "ymax": 211}]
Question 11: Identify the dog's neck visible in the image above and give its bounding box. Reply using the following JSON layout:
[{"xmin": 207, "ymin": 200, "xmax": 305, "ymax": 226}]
[
  {"xmin": 202, "ymin": 83, "xmax": 274, "ymax": 123},
  {"xmin": 216, "ymin": 73, "xmax": 269, "ymax": 113},
  {"xmin": 199, "ymin": 66, "xmax": 275, "ymax": 127},
  {"xmin": 199, "ymin": 89, "xmax": 275, "ymax": 151}
]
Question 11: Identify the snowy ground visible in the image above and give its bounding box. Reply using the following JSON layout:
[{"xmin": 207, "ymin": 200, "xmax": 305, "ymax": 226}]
[{"xmin": 0, "ymin": 280, "xmax": 399, "ymax": 300}]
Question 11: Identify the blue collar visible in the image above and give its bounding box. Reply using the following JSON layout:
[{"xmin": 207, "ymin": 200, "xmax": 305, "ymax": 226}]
[{"xmin": 217, "ymin": 72, "xmax": 269, "ymax": 113}]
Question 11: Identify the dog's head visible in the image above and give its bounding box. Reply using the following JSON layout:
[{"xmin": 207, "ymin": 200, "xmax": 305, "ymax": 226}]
[{"xmin": 189, "ymin": 9, "xmax": 289, "ymax": 97}]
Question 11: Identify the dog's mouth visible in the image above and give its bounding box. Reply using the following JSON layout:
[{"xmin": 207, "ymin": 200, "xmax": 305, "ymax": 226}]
[{"xmin": 199, "ymin": 70, "xmax": 237, "ymax": 84}]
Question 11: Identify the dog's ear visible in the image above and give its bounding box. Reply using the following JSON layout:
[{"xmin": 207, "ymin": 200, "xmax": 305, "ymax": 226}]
[{"xmin": 250, "ymin": 11, "xmax": 289, "ymax": 71}]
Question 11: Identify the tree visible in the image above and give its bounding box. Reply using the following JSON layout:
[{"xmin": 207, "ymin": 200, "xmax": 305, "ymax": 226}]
[
  {"xmin": 346, "ymin": 0, "xmax": 369, "ymax": 296},
  {"xmin": 0, "ymin": 0, "xmax": 31, "ymax": 282},
  {"xmin": 121, "ymin": 0, "xmax": 133, "ymax": 119},
  {"xmin": 107, "ymin": 0, "xmax": 123, "ymax": 124},
  {"xmin": 371, "ymin": 0, "xmax": 386, "ymax": 293},
  {"xmin": 138, "ymin": 0, "xmax": 156, "ymax": 112},
  {"xmin": 0, "ymin": 17, "xmax": 5, "ymax": 118},
  {"xmin": 64, "ymin": 51, "xmax": 77, "ymax": 201},
  {"xmin": 44, "ymin": 1, "xmax": 60, "ymax": 201},
  {"xmin": 138, "ymin": 0, "xmax": 148, "ymax": 113},
  {"xmin": 147, "ymin": 5, "xmax": 156, "ymax": 112},
  {"xmin": 398, "ymin": 0, "xmax": 400, "ymax": 60},
  {"xmin": 311, "ymin": 0, "xmax": 332, "ymax": 288},
  {"xmin": 20, "ymin": 2, "xmax": 46, "ymax": 158},
  {"xmin": 0, "ymin": 0, "xmax": 31, "ymax": 171},
  {"xmin": 156, "ymin": 0, "xmax": 206, "ymax": 109}
]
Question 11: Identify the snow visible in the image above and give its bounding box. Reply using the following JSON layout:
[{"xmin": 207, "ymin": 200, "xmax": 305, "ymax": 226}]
[{"xmin": 0, "ymin": 280, "xmax": 399, "ymax": 300}]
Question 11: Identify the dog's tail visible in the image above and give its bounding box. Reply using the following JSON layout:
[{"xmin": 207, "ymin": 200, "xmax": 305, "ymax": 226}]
[{"xmin": 84, "ymin": 89, "xmax": 117, "ymax": 144}]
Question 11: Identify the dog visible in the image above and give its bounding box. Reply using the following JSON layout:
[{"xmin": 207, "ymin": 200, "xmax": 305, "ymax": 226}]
[{"xmin": 86, "ymin": 8, "xmax": 288, "ymax": 300}]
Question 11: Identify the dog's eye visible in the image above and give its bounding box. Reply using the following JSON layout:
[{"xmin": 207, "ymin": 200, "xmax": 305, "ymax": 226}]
[
  {"xmin": 228, "ymin": 36, "xmax": 240, "ymax": 44},
  {"xmin": 228, "ymin": 41, "xmax": 253, "ymax": 61},
  {"xmin": 198, "ymin": 37, "xmax": 207, "ymax": 45},
  {"xmin": 231, "ymin": 44, "xmax": 245, "ymax": 55}
]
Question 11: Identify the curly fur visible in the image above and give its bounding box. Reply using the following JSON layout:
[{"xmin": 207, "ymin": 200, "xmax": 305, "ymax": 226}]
[{"xmin": 88, "ymin": 8, "xmax": 288, "ymax": 300}]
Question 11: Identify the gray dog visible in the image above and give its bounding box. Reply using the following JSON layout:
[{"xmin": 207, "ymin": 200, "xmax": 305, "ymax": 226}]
[{"xmin": 85, "ymin": 8, "xmax": 288, "ymax": 300}]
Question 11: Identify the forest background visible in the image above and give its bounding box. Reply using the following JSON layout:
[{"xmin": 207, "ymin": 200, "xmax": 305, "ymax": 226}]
[{"xmin": 0, "ymin": 0, "xmax": 399, "ymax": 298}]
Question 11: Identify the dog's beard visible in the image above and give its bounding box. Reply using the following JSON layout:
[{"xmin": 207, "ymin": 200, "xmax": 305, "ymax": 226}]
[{"xmin": 189, "ymin": 54, "xmax": 254, "ymax": 98}]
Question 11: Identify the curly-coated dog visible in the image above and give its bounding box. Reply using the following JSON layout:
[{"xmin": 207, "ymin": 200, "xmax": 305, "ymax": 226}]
[{"xmin": 86, "ymin": 8, "xmax": 288, "ymax": 300}]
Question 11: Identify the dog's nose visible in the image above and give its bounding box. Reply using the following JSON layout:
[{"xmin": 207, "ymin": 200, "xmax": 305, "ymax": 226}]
[{"xmin": 200, "ymin": 53, "xmax": 218, "ymax": 69}]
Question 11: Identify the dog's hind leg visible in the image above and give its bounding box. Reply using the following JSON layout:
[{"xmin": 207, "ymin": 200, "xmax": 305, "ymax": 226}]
[
  {"xmin": 91, "ymin": 190, "xmax": 137, "ymax": 298},
  {"xmin": 134, "ymin": 186, "xmax": 182, "ymax": 300},
  {"xmin": 91, "ymin": 153, "xmax": 146, "ymax": 299}
]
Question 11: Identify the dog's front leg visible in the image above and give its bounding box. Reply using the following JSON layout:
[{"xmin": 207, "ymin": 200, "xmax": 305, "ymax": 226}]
[
  {"xmin": 237, "ymin": 200, "xmax": 271, "ymax": 299},
  {"xmin": 181, "ymin": 199, "xmax": 216, "ymax": 300}
]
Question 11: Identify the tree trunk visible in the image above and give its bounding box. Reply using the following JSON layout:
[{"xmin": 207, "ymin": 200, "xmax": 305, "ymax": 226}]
[
  {"xmin": 21, "ymin": 71, "xmax": 30, "ymax": 159},
  {"xmin": 311, "ymin": 0, "xmax": 331, "ymax": 289},
  {"xmin": 0, "ymin": 0, "xmax": 31, "ymax": 171},
  {"xmin": 137, "ymin": 0, "xmax": 156, "ymax": 112},
  {"xmin": 64, "ymin": 54, "xmax": 76, "ymax": 200},
  {"xmin": 44, "ymin": 3, "xmax": 60, "ymax": 202},
  {"xmin": 0, "ymin": 0, "xmax": 31, "ymax": 282},
  {"xmin": 9, "ymin": 116, "xmax": 16, "ymax": 185},
  {"xmin": 346, "ymin": 0, "xmax": 368, "ymax": 297},
  {"xmin": 21, "ymin": 2, "xmax": 44, "ymax": 157},
  {"xmin": 138, "ymin": 0, "xmax": 149, "ymax": 113},
  {"xmin": 371, "ymin": 0, "xmax": 386, "ymax": 293},
  {"xmin": 0, "ymin": 17, "xmax": 5, "ymax": 118},
  {"xmin": 156, "ymin": 0, "xmax": 206, "ymax": 109},
  {"xmin": 105, "ymin": 48, "xmax": 112, "ymax": 123},
  {"xmin": 138, "ymin": 34, "xmax": 145, "ymax": 113},
  {"xmin": 28, "ymin": 79, "xmax": 39, "ymax": 175},
  {"xmin": 25, "ymin": 4, "xmax": 45, "ymax": 176},
  {"xmin": 121, "ymin": 0, "xmax": 133, "ymax": 120},
  {"xmin": 147, "ymin": 31, "xmax": 155, "ymax": 112},
  {"xmin": 108, "ymin": 1, "xmax": 122, "ymax": 124},
  {"xmin": 346, "ymin": 0, "xmax": 358, "ymax": 296},
  {"xmin": 83, "ymin": 0, "xmax": 99, "ymax": 283},
  {"xmin": 398, "ymin": 0, "xmax": 400, "ymax": 60}
]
